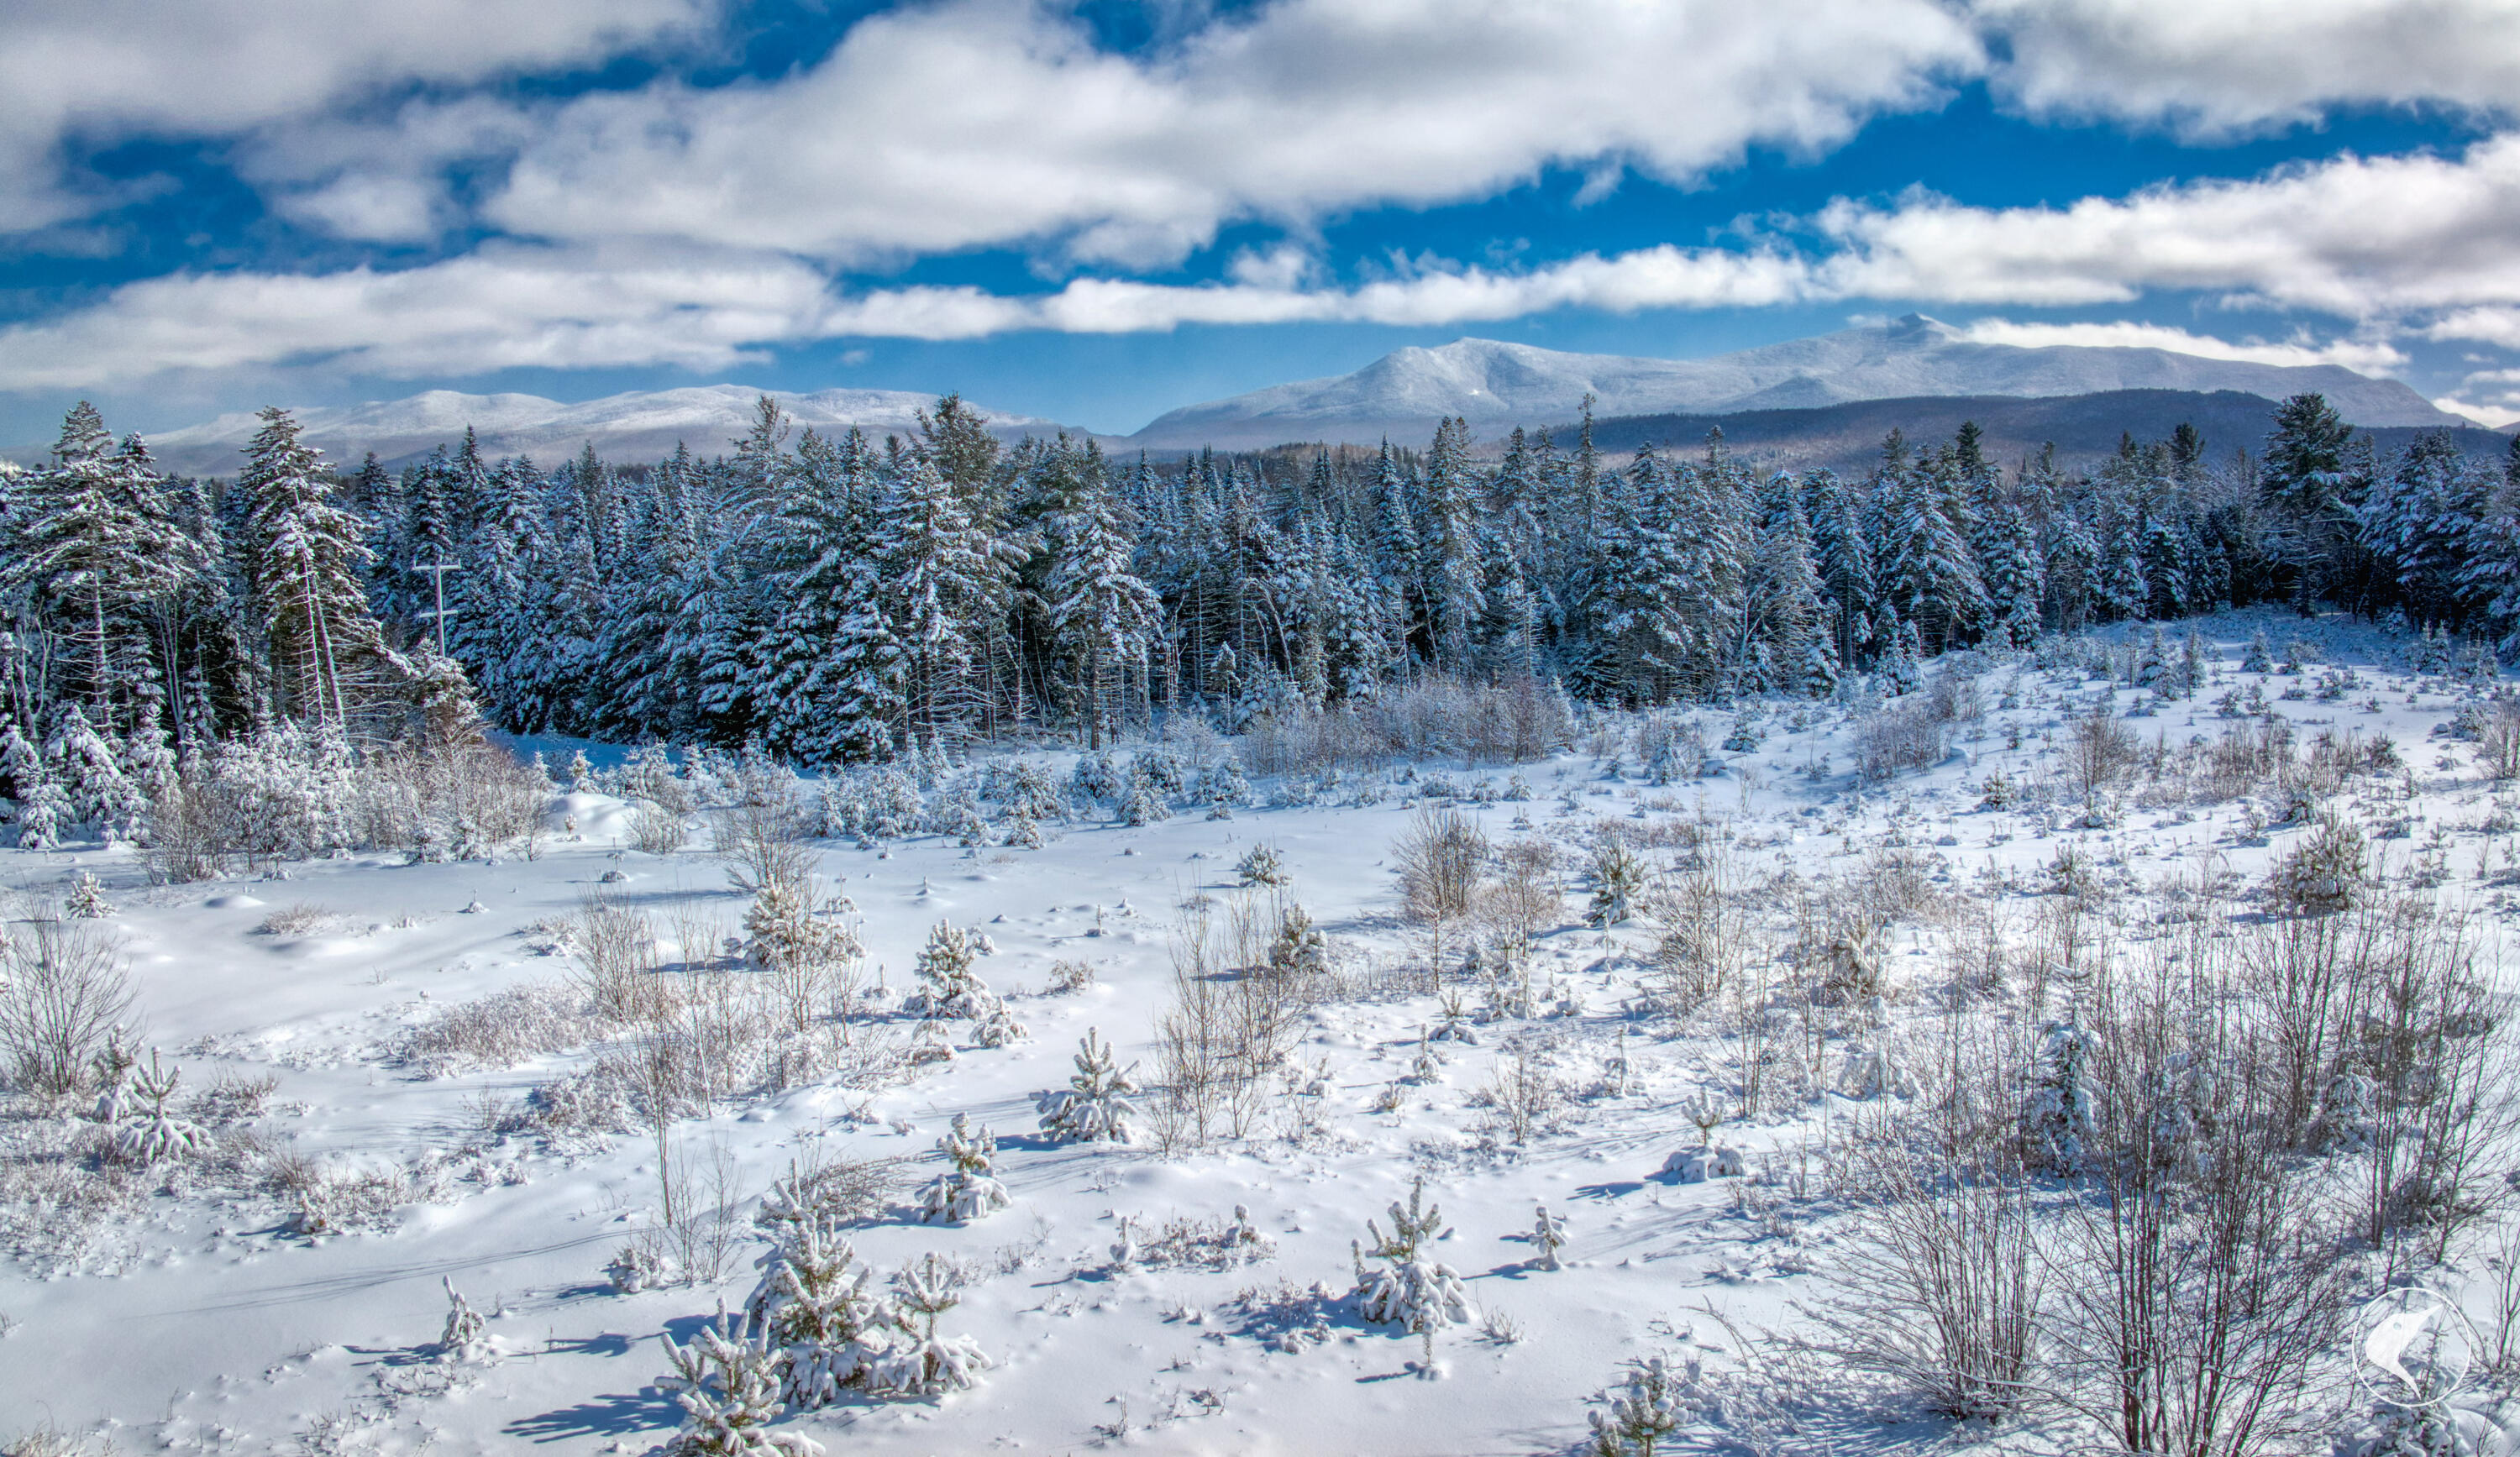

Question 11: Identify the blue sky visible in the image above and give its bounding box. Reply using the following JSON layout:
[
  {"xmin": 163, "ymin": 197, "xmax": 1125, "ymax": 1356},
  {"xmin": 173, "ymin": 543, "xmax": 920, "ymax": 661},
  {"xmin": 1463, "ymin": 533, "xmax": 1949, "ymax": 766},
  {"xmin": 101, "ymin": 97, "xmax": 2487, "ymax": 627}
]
[{"xmin": 6, "ymin": 0, "xmax": 2520, "ymax": 445}]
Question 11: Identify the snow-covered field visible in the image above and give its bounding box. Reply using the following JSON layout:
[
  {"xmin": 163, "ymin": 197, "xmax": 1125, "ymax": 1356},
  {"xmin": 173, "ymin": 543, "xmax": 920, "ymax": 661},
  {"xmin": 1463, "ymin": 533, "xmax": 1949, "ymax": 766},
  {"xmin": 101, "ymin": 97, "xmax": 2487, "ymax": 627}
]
[{"xmin": 7, "ymin": 609, "xmax": 2518, "ymax": 1456}]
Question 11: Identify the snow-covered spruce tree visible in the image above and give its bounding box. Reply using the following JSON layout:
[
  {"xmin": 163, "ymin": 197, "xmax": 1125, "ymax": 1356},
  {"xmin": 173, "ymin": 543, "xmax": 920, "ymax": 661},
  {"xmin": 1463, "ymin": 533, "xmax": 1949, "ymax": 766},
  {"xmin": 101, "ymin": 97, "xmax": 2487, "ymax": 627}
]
[
  {"xmin": 749, "ymin": 1223, "xmax": 897, "ymax": 1409},
  {"xmin": 239, "ymin": 408, "xmax": 399, "ymax": 728},
  {"xmin": 48, "ymin": 705, "xmax": 139, "ymax": 841},
  {"xmin": 2024, "ymin": 1014, "xmax": 2100, "ymax": 1176},
  {"xmin": 0, "ymin": 405, "xmax": 208, "ymax": 727},
  {"xmin": 1035, "ymin": 1027, "xmax": 1140, "ymax": 1143},
  {"xmin": 658, "ymin": 1312, "xmax": 822, "ymax": 1456},
  {"xmin": 1044, "ymin": 474, "xmax": 1162, "ymax": 748},
  {"xmin": 1351, "ymin": 1177, "xmax": 1473, "ymax": 1336},
  {"xmin": 1267, "ymin": 903, "xmax": 1329, "ymax": 976},
  {"xmin": 917, "ymin": 1113, "xmax": 1012, "ymax": 1224}
]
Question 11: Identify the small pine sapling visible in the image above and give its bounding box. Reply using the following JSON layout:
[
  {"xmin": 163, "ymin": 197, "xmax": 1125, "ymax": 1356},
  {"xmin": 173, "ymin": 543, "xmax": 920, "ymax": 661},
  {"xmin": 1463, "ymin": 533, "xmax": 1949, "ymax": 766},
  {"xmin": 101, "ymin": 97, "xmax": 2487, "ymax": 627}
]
[
  {"xmin": 111, "ymin": 1051, "xmax": 213, "ymax": 1165},
  {"xmin": 1585, "ymin": 840, "xmax": 1645, "ymax": 928},
  {"xmin": 1119, "ymin": 778, "xmax": 1170, "ymax": 827},
  {"xmin": 1034, "ymin": 1028, "xmax": 1141, "ymax": 1143},
  {"xmin": 64, "ymin": 872, "xmax": 114, "ymax": 919},
  {"xmin": 1530, "ymin": 1205, "xmax": 1569, "ymax": 1271},
  {"xmin": 1236, "ymin": 842, "xmax": 1289, "ymax": 888},
  {"xmin": 659, "ymin": 1312, "xmax": 822, "ymax": 1455},
  {"xmin": 917, "ymin": 1114, "xmax": 1011, "ymax": 1224},
  {"xmin": 565, "ymin": 748, "xmax": 596, "ymax": 792},
  {"xmin": 752, "ymin": 1224, "xmax": 898, "ymax": 1409},
  {"xmin": 2023, "ymin": 1014, "xmax": 2099, "ymax": 1175},
  {"xmin": 437, "ymin": 1276, "xmax": 496, "ymax": 1363},
  {"xmin": 906, "ymin": 1018, "xmax": 956, "ymax": 1067},
  {"xmin": 908, "ymin": 921, "xmax": 991, "ymax": 1019},
  {"xmin": 88, "ymin": 1029, "xmax": 137, "ymax": 1123},
  {"xmin": 1351, "ymin": 1177, "xmax": 1473, "ymax": 1339},
  {"xmin": 1586, "ymin": 1355, "xmax": 1711, "ymax": 1456},
  {"xmin": 870, "ymin": 1252, "xmax": 992, "ymax": 1396},
  {"xmin": 2242, "ymin": 628, "xmax": 2273, "ymax": 674},
  {"xmin": 1407, "ymin": 1028, "xmax": 1445, "ymax": 1084},
  {"xmin": 1267, "ymin": 903, "xmax": 1329, "ymax": 975},
  {"xmin": 1110, "ymin": 1213, "xmax": 1139, "ymax": 1271}
]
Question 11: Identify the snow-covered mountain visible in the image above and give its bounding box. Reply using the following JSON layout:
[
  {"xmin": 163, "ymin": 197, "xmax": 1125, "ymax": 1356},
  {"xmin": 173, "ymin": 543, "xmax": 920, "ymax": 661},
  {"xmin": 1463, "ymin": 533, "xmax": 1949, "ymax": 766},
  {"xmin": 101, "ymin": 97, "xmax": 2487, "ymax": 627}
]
[
  {"xmin": 1127, "ymin": 314, "xmax": 2462, "ymax": 448},
  {"xmin": 127, "ymin": 384, "xmax": 1075, "ymax": 474}
]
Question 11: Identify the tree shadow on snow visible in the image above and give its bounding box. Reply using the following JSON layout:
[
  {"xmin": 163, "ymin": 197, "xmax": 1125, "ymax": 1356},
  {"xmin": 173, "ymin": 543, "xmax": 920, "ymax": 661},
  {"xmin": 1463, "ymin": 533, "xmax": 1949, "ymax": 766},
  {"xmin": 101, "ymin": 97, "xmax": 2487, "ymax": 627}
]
[
  {"xmin": 1571, "ymin": 1178, "xmax": 1645, "ymax": 1200},
  {"xmin": 504, "ymin": 1384, "xmax": 682, "ymax": 1444}
]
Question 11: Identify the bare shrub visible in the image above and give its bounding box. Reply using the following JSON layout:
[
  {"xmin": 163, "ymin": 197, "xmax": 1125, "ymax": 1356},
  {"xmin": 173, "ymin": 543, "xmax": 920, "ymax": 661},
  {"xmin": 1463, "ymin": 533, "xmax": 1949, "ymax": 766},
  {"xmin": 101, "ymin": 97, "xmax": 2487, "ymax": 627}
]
[
  {"xmin": 1485, "ymin": 837, "xmax": 1562, "ymax": 948},
  {"xmin": 1236, "ymin": 676, "xmax": 1571, "ymax": 776},
  {"xmin": 629, "ymin": 801, "xmax": 687, "ymax": 856},
  {"xmin": 0, "ymin": 911, "xmax": 136, "ymax": 1100},
  {"xmin": 572, "ymin": 896, "xmax": 665, "ymax": 1024},
  {"xmin": 1393, "ymin": 804, "xmax": 1489, "ymax": 922},
  {"xmin": 1473, "ymin": 1045, "xmax": 1562, "ymax": 1145},
  {"xmin": 2045, "ymin": 930, "xmax": 2364, "ymax": 1457},
  {"xmin": 1646, "ymin": 859, "xmax": 1751, "ymax": 1017},
  {"xmin": 1145, "ymin": 902, "xmax": 1297, "ymax": 1153},
  {"xmin": 1812, "ymin": 1098, "xmax": 2042, "ymax": 1420},
  {"xmin": 2484, "ymin": 709, "xmax": 2520, "ymax": 781},
  {"xmin": 398, "ymin": 982, "xmax": 606, "ymax": 1077},
  {"xmin": 255, "ymin": 902, "xmax": 339, "ymax": 937},
  {"xmin": 713, "ymin": 794, "xmax": 813, "ymax": 895},
  {"xmin": 2061, "ymin": 709, "xmax": 2141, "ymax": 803},
  {"xmin": 1854, "ymin": 699, "xmax": 1947, "ymax": 783}
]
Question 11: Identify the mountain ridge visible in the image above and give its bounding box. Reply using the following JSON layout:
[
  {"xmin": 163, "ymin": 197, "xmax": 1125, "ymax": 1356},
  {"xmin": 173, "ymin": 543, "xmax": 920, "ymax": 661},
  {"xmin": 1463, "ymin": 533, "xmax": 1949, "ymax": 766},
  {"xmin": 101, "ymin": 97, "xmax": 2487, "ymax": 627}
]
[{"xmin": 1126, "ymin": 315, "xmax": 2461, "ymax": 448}]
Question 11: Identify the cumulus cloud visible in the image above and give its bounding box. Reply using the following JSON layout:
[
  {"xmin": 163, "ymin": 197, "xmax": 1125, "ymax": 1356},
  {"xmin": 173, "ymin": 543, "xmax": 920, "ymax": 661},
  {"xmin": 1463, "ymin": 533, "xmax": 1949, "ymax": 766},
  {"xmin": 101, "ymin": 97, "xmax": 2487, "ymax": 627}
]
[
  {"xmin": 0, "ymin": 244, "xmax": 832, "ymax": 389},
  {"xmin": 2427, "ymin": 307, "xmax": 2520, "ymax": 350},
  {"xmin": 1975, "ymin": 0, "xmax": 2520, "ymax": 137},
  {"xmin": 0, "ymin": 0, "xmax": 706, "ymax": 232},
  {"xmin": 1814, "ymin": 136, "xmax": 2520, "ymax": 317},
  {"xmin": 487, "ymin": 0, "xmax": 1981, "ymax": 265}
]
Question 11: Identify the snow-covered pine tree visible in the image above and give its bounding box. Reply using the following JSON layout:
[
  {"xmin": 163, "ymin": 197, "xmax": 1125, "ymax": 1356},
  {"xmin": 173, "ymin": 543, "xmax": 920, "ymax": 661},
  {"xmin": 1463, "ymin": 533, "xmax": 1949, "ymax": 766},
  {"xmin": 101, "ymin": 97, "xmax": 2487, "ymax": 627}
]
[
  {"xmin": 1034, "ymin": 1027, "xmax": 1140, "ymax": 1143},
  {"xmin": 658, "ymin": 1312, "xmax": 822, "ymax": 1455},
  {"xmin": 917, "ymin": 1113, "xmax": 1011, "ymax": 1224},
  {"xmin": 1352, "ymin": 1176, "xmax": 1473, "ymax": 1340},
  {"xmin": 239, "ymin": 408, "xmax": 393, "ymax": 728},
  {"xmin": 1045, "ymin": 474, "xmax": 1161, "ymax": 749},
  {"xmin": 869, "ymin": 1251, "xmax": 992, "ymax": 1396}
]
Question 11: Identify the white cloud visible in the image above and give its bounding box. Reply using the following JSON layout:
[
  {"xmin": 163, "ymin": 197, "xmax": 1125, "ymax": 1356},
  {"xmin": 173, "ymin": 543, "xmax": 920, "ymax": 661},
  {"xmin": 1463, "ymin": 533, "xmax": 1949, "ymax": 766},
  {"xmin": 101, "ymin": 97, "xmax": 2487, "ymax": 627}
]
[
  {"xmin": 1814, "ymin": 136, "xmax": 2520, "ymax": 317},
  {"xmin": 2427, "ymin": 307, "xmax": 2520, "ymax": 350},
  {"xmin": 2433, "ymin": 365, "xmax": 2520, "ymax": 427},
  {"xmin": 487, "ymin": 0, "xmax": 1981, "ymax": 265},
  {"xmin": 1974, "ymin": 0, "xmax": 2520, "ymax": 137},
  {"xmin": 0, "ymin": 244, "xmax": 833, "ymax": 389},
  {"xmin": 1949, "ymin": 318, "xmax": 2407, "ymax": 374},
  {"xmin": 0, "ymin": 0, "xmax": 706, "ymax": 232}
]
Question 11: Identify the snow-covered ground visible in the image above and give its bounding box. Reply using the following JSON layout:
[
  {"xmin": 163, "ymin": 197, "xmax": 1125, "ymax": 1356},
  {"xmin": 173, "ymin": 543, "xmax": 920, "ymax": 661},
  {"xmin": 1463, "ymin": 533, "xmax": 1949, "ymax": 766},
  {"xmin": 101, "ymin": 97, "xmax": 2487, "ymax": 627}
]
[{"xmin": 6, "ymin": 609, "xmax": 2517, "ymax": 1455}]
